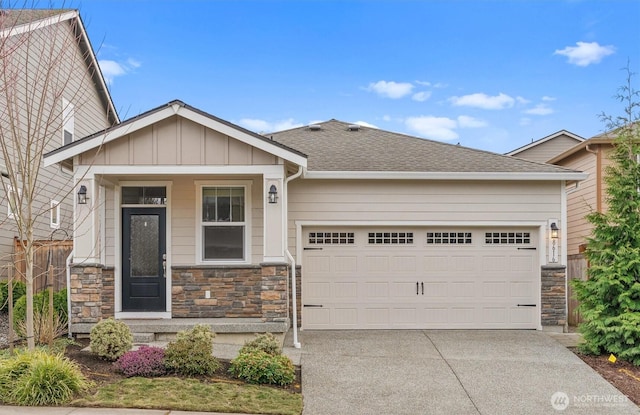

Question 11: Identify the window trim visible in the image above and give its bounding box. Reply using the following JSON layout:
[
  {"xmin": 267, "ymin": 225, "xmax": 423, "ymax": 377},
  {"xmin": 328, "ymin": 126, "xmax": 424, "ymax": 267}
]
[
  {"xmin": 62, "ymin": 98, "xmax": 74, "ymax": 146},
  {"xmin": 195, "ymin": 180, "xmax": 252, "ymax": 265},
  {"xmin": 50, "ymin": 200, "xmax": 60, "ymax": 229}
]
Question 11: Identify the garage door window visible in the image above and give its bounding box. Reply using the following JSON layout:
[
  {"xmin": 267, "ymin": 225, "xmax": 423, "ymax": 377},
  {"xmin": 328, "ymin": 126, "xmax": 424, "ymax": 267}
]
[
  {"xmin": 427, "ymin": 232, "xmax": 472, "ymax": 244},
  {"xmin": 485, "ymin": 231, "xmax": 531, "ymax": 245},
  {"xmin": 368, "ymin": 232, "xmax": 413, "ymax": 244},
  {"xmin": 309, "ymin": 232, "xmax": 355, "ymax": 245}
]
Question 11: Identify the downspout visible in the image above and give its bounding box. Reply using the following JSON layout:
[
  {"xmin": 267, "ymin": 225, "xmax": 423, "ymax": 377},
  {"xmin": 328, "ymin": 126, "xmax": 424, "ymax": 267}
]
[
  {"xmin": 65, "ymin": 249, "xmax": 74, "ymax": 339},
  {"xmin": 285, "ymin": 166, "xmax": 304, "ymax": 349}
]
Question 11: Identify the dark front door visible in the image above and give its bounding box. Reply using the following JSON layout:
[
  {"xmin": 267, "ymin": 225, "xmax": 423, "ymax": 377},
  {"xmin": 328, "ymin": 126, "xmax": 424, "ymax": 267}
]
[{"xmin": 122, "ymin": 208, "xmax": 166, "ymax": 311}]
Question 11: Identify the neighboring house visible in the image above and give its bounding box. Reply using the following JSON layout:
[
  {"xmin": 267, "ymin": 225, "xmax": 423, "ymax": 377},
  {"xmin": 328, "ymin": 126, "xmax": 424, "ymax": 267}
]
[
  {"xmin": 547, "ymin": 134, "xmax": 615, "ymax": 259},
  {"xmin": 0, "ymin": 9, "xmax": 118, "ymax": 282},
  {"xmin": 506, "ymin": 130, "xmax": 585, "ymax": 164},
  {"xmin": 44, "ymin": 101, "xmax": 586, "ymax": 336}
]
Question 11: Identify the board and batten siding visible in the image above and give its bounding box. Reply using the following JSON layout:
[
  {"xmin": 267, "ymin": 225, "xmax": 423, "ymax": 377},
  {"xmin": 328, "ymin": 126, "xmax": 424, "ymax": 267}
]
[
  {"xmin": 512, "ymin": 135, "xmax": 582, "ymax": 164},
  {"xmin": 286, "ymin": 179, "xmax": 562, "ymax": 260},
  {"xmin": 0, "ymin": 18, "xmax": 113, "ymax": 272},
  {"xmin": 80, "ymin": 116, "xmax": 278, "ymax": 167}
]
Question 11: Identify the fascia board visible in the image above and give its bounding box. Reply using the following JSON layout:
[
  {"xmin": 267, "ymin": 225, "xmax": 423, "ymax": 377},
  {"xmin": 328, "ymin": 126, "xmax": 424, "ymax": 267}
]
[{"xmin": 303, "ymin": 171, "xmax": 588, "ymax": 181}]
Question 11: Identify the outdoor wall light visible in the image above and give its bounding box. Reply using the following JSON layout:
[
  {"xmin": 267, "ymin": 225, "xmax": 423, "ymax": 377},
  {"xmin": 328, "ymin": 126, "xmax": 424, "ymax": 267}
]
[
  {"xmin": 550, "ymin": 222, "xmax": 559, "ymax": 239},
  {"xmin": 77, "ymin": 185, "xmax": 88, "ymax": 205},
  {"xmin": 268, "ymin": 184, "xmax": 278, "ymax": 204}
]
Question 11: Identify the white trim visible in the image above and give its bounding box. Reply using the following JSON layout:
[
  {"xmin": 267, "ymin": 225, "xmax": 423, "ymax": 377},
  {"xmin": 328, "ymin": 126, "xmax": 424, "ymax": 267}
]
[
  {"xmin": 44, "ymin": 104, "xmax": 306, "ymax": 167},
  {"xmin": 50, "ymin": 200, "xmax": 61, "ymax": 229},
  {"xmin": 0, "ymin": 10, "xmax": 78, "ymax": 38},
  {"xmin": 302, "ymin": 170, "xmax": 588, "ymax": 181},
  {"xmin": 195, "ymin": 180, "xmax": 252, "ymax": 265},
  {"xmin": 115, "ymin": 311, "xmax": 171, "ymax": 320},
  {"xmin": 62, "ymin": 98, "xmax": 74, "ymax": 146},
  {"xmin": 73, "ymin": 164, "xmax": 286, "ymax": 176},
  {"xmin": 115, "ymin": 181, "xmax": 172, "ymax": 314}
]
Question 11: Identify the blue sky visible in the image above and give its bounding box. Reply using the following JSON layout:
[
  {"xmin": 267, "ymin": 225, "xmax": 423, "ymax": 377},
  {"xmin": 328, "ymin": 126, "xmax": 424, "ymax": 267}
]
[{"xmin": 66, "ymin": 1, "xmax": 639, "ymax": 152}]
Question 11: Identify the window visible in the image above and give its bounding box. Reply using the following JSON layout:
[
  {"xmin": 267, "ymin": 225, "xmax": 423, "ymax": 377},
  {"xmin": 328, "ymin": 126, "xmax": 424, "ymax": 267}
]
[
  {"xmin": 7, "ymin": 185, "xmax": 19, "ymax": 218},
  {"xmin": 50, "ymin": 200, "xmax": 60, "ymax": 229},
  {"xmin": 198, "ymin": 185, "xmax": 248, "ymax": 262},
  {"xmin": 62, "ymin": 98, "xmax": 74, "ymax": 145},
  {"xmin": 368, "ymin": 232, "xmax": 413, "ymax": 245},
  {"xmin": 427, "ymin": 232, "xmax": 472, "ymax": 245},
  {"xmin": 309, "ymin": 232, "xmax": 355, "ymax": 245},
  {"xmin": 122, "ymin": 187, "xmax": 167, "ymax": 205},
  {"xmin": 485, "ymin": 231, "xmax": 531, "ymax": 245}
]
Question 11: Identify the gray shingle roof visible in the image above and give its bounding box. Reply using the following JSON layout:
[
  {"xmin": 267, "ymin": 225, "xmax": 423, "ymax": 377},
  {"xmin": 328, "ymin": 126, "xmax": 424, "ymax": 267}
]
[{"xmin": 270, "ymin": 119, "xmax": 578, "ymax": 174}]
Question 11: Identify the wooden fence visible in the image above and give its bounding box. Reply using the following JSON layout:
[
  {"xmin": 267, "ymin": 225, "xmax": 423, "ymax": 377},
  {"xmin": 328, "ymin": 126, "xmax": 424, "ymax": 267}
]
[
  {"xmin": 11, "ymin": 238, "xmax": 73, "ymax": 292},
  {"xmin": 567, "ymin": 253, "xmax": 588, "ymax": 326}
]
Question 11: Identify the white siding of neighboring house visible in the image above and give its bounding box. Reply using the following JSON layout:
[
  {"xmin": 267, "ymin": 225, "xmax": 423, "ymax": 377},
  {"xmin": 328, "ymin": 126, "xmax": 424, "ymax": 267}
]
[
  {"xmin": 286, "ymin": 179, "xmax": 563, "ymax": 262},
  {"xmin": 0, "ymin": 18, "xmax": 112, "ymax": 276}
]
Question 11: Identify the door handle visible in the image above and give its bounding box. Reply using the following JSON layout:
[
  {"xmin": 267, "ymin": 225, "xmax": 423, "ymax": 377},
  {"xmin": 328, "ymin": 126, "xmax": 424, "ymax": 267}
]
[
  {"xmin": 416, "ymin": 282, "xmax": 419, "ymax": 295},
  {"xmin": 421, "ymin": 282, "xmax": 424, "ymax": 295},
  {"xmin": 162, "ymin": 253, "xmax": 166, "ymax": 278}
]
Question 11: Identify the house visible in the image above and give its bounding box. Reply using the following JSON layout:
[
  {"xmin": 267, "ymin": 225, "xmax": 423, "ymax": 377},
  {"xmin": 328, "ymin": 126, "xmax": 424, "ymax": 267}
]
[
  {"xmin": 0, "ymin": 9, "xmax": 118, "ymax": 284},
  {"xmin": 43, "ymin": 101, "xmax": 586, "ymax": 338},
  {"xmin": 506, "ymin": 130, "xmax": 585, "ymax": 163},
  {"xmin": 547, "ymin": 134, "xmax": 615, "ymax": 260}
]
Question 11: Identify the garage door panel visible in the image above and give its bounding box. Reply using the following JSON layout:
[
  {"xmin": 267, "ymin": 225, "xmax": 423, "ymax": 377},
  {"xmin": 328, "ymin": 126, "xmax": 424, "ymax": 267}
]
[{"xmin": 303, "ymin": 227, "xmax": 539, "ymax": 330}]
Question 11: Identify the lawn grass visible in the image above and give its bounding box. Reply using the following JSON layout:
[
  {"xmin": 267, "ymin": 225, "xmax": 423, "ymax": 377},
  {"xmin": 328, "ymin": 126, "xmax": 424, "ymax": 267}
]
[{"xmin": 73, "ymin": 377, "xmax": 303, "ymax": 415}]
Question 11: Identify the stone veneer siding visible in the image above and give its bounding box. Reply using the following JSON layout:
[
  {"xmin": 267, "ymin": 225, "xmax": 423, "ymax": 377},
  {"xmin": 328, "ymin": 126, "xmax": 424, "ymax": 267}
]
[
  {"xmin": 69, "ymin": 264, "xmax": 104, "ymax": 324},
  {"xmin": 541, "ymin": 265, "xmax": 567, "ymax": 328},
  {"xmin": 171, "ymin": 264, "xmax": 288, "ymax": 321}
]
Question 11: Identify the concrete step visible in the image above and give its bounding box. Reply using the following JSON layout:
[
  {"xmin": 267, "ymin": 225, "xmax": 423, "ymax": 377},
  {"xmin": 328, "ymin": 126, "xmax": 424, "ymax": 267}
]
[{"xmin": 132, "ymin": 332, "xmax": 155, "ymax": 343}]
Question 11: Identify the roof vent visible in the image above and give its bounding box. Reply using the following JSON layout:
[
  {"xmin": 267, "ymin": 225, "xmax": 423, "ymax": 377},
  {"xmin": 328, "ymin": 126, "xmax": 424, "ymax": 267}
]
[
  {"xmin": 308, "ymin": 124, "xmax": 322, "ymax": 131},
  {"xmin": 347, "ymin": 124, "xmax": 360, "ymax": 131}
]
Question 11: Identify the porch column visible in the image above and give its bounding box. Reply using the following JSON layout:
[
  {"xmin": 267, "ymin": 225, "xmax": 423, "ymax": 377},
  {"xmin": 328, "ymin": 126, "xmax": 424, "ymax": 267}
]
[
  {"xmin": 263, "ymin": 174, "xmax": 285, "ymax": 262},
  {"xmin": 74, "ymin": 177, "xmax": 101, "ymax": 263}
]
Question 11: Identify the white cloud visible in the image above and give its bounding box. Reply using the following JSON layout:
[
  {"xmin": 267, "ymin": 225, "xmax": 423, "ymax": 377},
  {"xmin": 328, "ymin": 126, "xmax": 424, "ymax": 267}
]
[
  {"xmin": 366, "ymin": 80, "xmax": 414, "ymax": 99},
  {"xmin": 405, "ymin": 116, "xmax": 458, "ymax": 141},
  {"xmin": 415, "ymin": 80, "xmax": 431, "ymax": 87},
  {"xmin": 457, "ymin": 115, "xmax": 487, "ymax": 128},
  {"xmin": 354, "ymin": 121, "xmax": 378, "ymax": 129},
  {"xmin": 449, "ymin": 93, "xmax": 515, "ymax": 110},
  {"xmin": 412, "ymin": 91, "xmax": 432, "ymax": 102},
  {"xmin": 554, "ymin": 41, "xmax": 615, "ymax": 66},
  {"xmin": 382, "ymin": 115, "xmax": 392, "ymax": 122},
  {"xmin": 524, "ymin": 104, "xmax": 554, "ymax": 115},
  {"xmin": 516, "ymin": 96, "xmax": 530, "ymax": 105},
  {"xmin": 239, "ymin": 118, "xmax": 303, "ymax": 133},
  {"xmin": 99, "ymin": 58, "xmax": 141, "ymax": 84},
  {"xmin": 542, "ymin": 96, "xmax": 557, "ymax": 102}
]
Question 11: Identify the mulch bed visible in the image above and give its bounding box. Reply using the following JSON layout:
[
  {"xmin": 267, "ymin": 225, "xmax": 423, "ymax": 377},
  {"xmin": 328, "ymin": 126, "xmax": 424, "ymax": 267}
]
[
  {"xmin": 64, "ymin": 337, "xmax": 302, "ymax": 394},
  {"xmin": 573, "ymin": 350, "xmax": 640, "ymax": 406}
]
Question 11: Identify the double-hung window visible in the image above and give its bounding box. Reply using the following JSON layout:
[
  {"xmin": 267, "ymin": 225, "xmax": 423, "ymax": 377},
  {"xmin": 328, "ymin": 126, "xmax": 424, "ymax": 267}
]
[
  {"xmin": 50, "ymin": 200, "xmax": 60, "ymax": 229},
  {"xmin": 198, "ymin": 184, "xmax": 249, "ymax": 262}
]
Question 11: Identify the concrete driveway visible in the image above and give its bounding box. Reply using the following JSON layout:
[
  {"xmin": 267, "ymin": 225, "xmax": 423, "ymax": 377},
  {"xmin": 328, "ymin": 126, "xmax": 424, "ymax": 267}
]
[{"xmin": 299, "ymin": 330, "xmax": 639, "ymax": 415}]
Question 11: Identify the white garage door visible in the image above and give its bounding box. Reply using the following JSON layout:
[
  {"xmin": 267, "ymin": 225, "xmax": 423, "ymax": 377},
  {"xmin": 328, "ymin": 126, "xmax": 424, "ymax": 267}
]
[{"xmin": 302, "ymin": 227, "xmax": 539, "ymax": 330}]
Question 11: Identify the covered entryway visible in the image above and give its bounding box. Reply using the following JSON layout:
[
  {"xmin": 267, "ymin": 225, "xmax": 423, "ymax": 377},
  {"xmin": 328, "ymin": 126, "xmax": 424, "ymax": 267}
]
[{"xmin": 302, "ymin": 227, "xmax": 539, "ymax": 329}]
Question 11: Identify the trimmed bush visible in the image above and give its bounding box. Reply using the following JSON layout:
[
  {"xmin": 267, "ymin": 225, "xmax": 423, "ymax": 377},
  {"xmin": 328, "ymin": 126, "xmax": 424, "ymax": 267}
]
[
  {"xmin": 12, "ymin": 288, "xmax": 68, "ymax": 328},
  {"xmin": 239, "ymin": 333, "xmax": 281, "ymax": 356},
  {"xmin": 0, "ymin": 281, "xmax": 27, "ymax": 312},
  {"xmin": 0, "ymin": 349, "xmax": 89, "ymax": 405},
  {"xmin": 229, "ymin": 350, "xmax": 295, "ymax": 386},
  {"xmin": 90, "ymin": 318, "xmax": 133, "ymax": 361},
  {"xmin": 164, "ymin": 324, "xmax": 219, "ymax": 376},
  {"xmin": 114, "ymin": 346, "xmax": 166, "ymax": 378}
]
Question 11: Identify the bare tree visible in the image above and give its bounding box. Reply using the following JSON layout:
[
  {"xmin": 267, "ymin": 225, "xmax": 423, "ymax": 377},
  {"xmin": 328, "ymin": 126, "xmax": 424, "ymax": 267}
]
[{"xmin": 0, "ymin": 5, "xmax": 115, "ymax": 349}]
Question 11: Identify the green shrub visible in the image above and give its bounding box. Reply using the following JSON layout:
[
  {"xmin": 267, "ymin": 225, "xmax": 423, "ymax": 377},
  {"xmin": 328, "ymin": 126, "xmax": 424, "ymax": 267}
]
[
  {"xmin": 0, "ymin": 349, "xmax": 89, "ymax": 405},
  {"xmin": 229, "ymin": 350, "xmax": 295, "ymax": 386},
  {"xmin": 12, "ymin": 288, "xmax": 68, "ymax": 328},
  {"xmin": 15, "ymin": 307, "xmax": 68, "ymax": 345},
  {"xmin": 90, "ymin": 318, "xmax": 133, "ymax": 361},
  {"xmin": 239, "ymin": 333, "xmax": 281, "ymax": 356},
  {"xmin": 0, "ymin": 281, "xmax": 27, "ymax": 312},
  {"xmin": 164, "ymin": 324, "xmax": 219, "ymax": 376}
]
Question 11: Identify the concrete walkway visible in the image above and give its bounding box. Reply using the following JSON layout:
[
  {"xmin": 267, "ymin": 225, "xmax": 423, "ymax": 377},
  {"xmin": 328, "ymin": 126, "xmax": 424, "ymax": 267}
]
[{"xmin": 299, "ymin": 330, "xmax": 640, "ymax": 415}]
